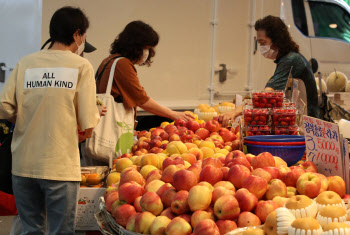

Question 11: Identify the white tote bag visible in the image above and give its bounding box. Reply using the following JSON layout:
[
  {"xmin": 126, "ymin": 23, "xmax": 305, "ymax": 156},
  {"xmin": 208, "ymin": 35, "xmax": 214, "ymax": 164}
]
[{"xmin": 85, "ymin": 57, "xmax": 135, "ymax": 163}]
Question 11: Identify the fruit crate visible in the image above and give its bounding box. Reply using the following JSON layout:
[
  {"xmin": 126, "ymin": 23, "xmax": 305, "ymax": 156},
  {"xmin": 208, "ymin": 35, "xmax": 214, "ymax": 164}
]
[
  {"xmin": 245, "ymin": 125, "xmax": 272, "ymax": 136},
  {"xmin": 251, "ymin": 90, "xmax": 284, "ymax": 108},
  {"xmin": 274, "ymin": 125, "xmax": 299, "ymax": 135},
  {"xmin": 271, "ymin": 107, "xmax": 297, "ymax": 126},
  {"xmin": 243, "ymin": 108, "xmax": 270, "ymax": 126}
]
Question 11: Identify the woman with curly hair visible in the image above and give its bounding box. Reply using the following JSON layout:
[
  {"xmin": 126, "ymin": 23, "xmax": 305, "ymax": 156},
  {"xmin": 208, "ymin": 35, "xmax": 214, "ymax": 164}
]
[
  {"xmin": 96, "ymin": 21, "xmax": 193, "ymax": 122},
  {"xmin": 219, "ymin": 15, "xmax": 320, "ymax": 126}
]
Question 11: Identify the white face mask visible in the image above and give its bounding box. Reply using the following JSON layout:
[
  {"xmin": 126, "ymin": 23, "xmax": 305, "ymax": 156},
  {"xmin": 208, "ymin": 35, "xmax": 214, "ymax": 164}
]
[
  {"xmin": 136, "ymin": 48, "xmax": 150, "ymax": 65},
  {"xmin": 75, "ymin": 36, "xmax": 85, "ymax": 55},
  {"xmin": 260, "ymin": 44, "xmax": 278, "ymax": 60}
]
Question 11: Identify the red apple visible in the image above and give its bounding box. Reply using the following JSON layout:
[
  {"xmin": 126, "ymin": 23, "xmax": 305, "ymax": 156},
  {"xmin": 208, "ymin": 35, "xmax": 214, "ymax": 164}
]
[
  {"xmin": 227, "ymin": 164, "xmax": 251, "ymax": 189},
  {"xmin": 265, "ymin": 179, "xmax": 288, "ymax": 200},
  {"xmin": 164, "ymin": 124, "xmax": 177, "ymax": 134},
  {"xmin": 174, "ymin": 119, "xmax": 187, "ymax": 127},
  {"xmin": 193, "ymin": 219, "xmax": 220, "ymax": 235},
  {"xmin": 262, "ymin": 167, "xmax": 280, "ymax": 179},
  {"xmin": 140, "ymin": 191, "xmax": 163, "ymax": 216},
  {"xmin": 160, "ymin": 207, "xmax": 176, "ymax": 220},
  {"xmin": 161, "ymin": 164, "xmax": 185, "ymax": 184},
  {"xmin": 195, "ymin": 128, "xmax": 210, "ymax": 140},
  {"xmin": 162, "ymin": 156, "xmax": 185, "ymax": 170},
  {"xmin": 113, "ymin": 204, "xmax": 137, "ymax": 227},
  {"xmin": 173, "ymin": 169, "xmax": 197, "ymax": 191},
  {"xmin": 284, "ymin": 166, "xmax": 305, "ymax": 187},
  {"xmin": 169, "ymin": 134, "xmax": 181, "ymax": 142},
  {"xmin": 212, "ymin": 186, "xmax": 235, "ymax": 204},
  {"xmin": 314, "ymin": 173, "xmax": 328, "ymax": 193},
  {"xmin": 205, "ymin": 120, "xmax": 221, "ymax": 133},
  {"xmin": 234, "ymin": 188, "xmax": 258, "ymax": 212},
  {"xmin": 134, "ymin": 196, "xmax": 142, "ymax": 212},
  {"xmin": 251, "ymin": 168, "xmax": 272, "ymax": 183},
  {"xmin": 105, "ymin": 191, "xmax": 120, "ymax": 212},
  {"xmin": 191, "ymin": 210, "xmax": 215, "ymax": 228},
  {"xmin": 299, "ymin": 161, "xmax": 318, "ymax": 173},
  {"xmin": 251, "ymin": 152, "xmax": 275, "ymax": 169},
  {"xmin": 171, "ymin": 190, "xmax": 190, "ymax": 215},
  {"xmin": 199, "ymin": 165, "xmax": 223, "ymax": 185},
  {"xmin": 161, "ymin": 188, "xmax": 177, "ymax": 208},
  {"xmin": 119, "ymin": 168, "xmax": 145, "ymax": 186},
  {"xmin": 213, "ymin": 195, "xmax": 240, "ymax": 220},
  {"xmin": 118, "ymin": 181, "xmax": 145, "ymax": 204},
  {"xmin": 165, "ymin": 217, "xmax": 192, "ymax": 235},
  {"xmin": 231, "ymin": 140, "xmax": 241, "ymax": 151},
  {"xmin": 186, "ymin": 120, "xmax": 200, "ymax": 133},
  {"xmin": 242, "ymin": 175, "xmax": 268, "ymax": 200},
  {"xmin": 254, "ymin": 200, "xmax": 279, "ymax": 223},
  {"xmin": 156, "ymin": 183, "xmax": 174, "ymax": 198},
  {"xmin": 237, "ymin": 211, "xmax": 261, "ymax": 228},
  {"xmin": 202, "ymin": 157, "xmax": 223, "ymax": 168},
  {"xmin": 220, "ymin": 167, "xmax": 230, "ymax": 181},
  {"xmin": 296, "ymin": 172, "xmax": 321, "ymax": 198},
  {"xmin": 216, "ymin": 220, "xmax": 237, "ymax": 235},
  {"xmin": 227, "ymin": 157, "xmax": 251, "ymax": 170},
  {"xmin": 225, "ymin": 150, "xmax": 246, "ymax": 165}
]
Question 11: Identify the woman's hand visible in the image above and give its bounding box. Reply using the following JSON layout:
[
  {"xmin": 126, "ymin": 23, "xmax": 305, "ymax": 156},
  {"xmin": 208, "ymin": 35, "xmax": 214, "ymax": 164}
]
[
  {"xmin": 218, "ymin": 110, "xmax": 237, "ymax": 127},
  {"xmin": 99, "ymin": 106, "xmax": 107, "ymax": 116},
  {"xmin": 171, "ymin": 111, "xmax": 194, "ymax": 122}
]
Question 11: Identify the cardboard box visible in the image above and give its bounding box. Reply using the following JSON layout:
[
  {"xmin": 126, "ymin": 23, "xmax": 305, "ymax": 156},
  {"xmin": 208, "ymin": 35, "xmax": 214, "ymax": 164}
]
[{"xmin": 75, "ymin": 187, "xmax": 106, "ymax": 231}]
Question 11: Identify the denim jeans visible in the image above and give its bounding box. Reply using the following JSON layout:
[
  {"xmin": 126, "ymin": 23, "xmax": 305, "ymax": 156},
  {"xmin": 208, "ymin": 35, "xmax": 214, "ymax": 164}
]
[{"xmin": 12, "ymin": 175, "xmax": 79, "ymax": 235}]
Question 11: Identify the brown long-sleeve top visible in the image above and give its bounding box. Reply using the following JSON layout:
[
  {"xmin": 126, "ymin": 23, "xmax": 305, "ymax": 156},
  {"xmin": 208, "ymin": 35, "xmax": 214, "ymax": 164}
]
[{"xmin": 96, "ymin": 54, "xmax": 150, "ymax": 109}]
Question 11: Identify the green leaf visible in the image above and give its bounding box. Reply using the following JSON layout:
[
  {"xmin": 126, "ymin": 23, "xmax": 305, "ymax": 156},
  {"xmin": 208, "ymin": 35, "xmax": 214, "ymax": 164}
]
[{"xmin": 117, "ymin": 122, "xmax": 123, "ymax": 127}]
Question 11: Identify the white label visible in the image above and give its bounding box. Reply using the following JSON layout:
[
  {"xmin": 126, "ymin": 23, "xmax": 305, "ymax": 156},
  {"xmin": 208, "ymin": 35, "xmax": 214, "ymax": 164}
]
[{"xmin": 24, "ymin": 67, "xmax": 78, "ymax": 90}]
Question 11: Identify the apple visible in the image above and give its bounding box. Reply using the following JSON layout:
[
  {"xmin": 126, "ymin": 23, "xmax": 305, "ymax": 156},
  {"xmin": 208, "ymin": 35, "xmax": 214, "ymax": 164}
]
[
  {"xmin": 161, "ymin": 188, "xmax": 177, "ymax": 208},
  {"xmin": 191, "ymin": 210, "xmax": 215, "ymax": 228},
  {"xmin": 254, "ymin": 200, "xmax": 279, "ymax": 223},
  {"xmin": 262, "ymin": 167, "xmax": 280, "ymax": 179},
  {"xmin": 202, "ymin": 157, "xmax": 223, "ymax": 168},
  {"xmin": 113, "ymin": 204, "xmax": 136, "ymax": 227},
  {"xmin": 106, "ymin": 172, "xmax": 121, "ymax": 187},
  {"xmin": 161, "ymin": 164, "xmax": 185, "ymax": 184},
  {"xmin": 119, "ymin": 168, "xmax": 145, "ymax": 186},
  {"xmin": 237, "ymin": 211, "xmax": 261, "ymax": 228},
  {"xmin": 245, "ymin": 154, "xmax": 255, "ymax": 164},
  {"xmin": 287, "ymin": 186, "xmax": 297, "ymax": 198},
  {"xmin": 138, "ymin": 130, "xmax": 148, "ymax": 139},
  {"xmin": 162, "ymin": 155, "xmax": 185, "ymax": 170},
  {"xmin": 104, "ymin": 186, "xmax": 118, "ymax": 202},
  {"xmin": 156, "ymin": 183, "xmax": 174, "ymax": 198},
  {"xmin": 151, "ymin": 127, "xmax": 165, "ymax": 136},
  {"xmin": 160, "ymin": 207, "xmax": 176, "ymax": 220},
  {"xmin": 199, "ymin": 165, "xmax": 223, "ymax": 185},
  {"xmin": 149, "ymin": 216, "xmax": 171, "ymax": 235},
  {"xmin": 171, "ymin": 190, "xmax": 190, "ymax": 215},
  {"xmin": 165, "ymin": 124, "xmax": 177, "ymax": 134},
  {"xmin": 193, "ymin": 219, "xmax": 220, "ymax": 235},
  {"xmin": 227, "ymin": 164, "xmax": 251, "ymax": 189},
  {"xmin": 314, "ymin": 173, "xmax": 328, "ymax": 193},
  {"xmin": 165, "ymin": 217, "xmax": 192, "ymax": 235},
  {"xmin": 105, "ymin": 191, "xmax": 120, "ymax": 212},
  {"xmin": 296, "ymin": 172, "xmax": 321, "ymax": 198},
  {"xmin": 188, "ymin": 185, "xmax": 212, "ymax": 211},
  {"xmin": 166, "ymin": 141, "xmax": 188, "ymax": 156},
  {"xmin": 225, "ymin": 150, "xmax": 246, "ymax": 165},
  {"xmin": 299, "ymin": 161, "xmax": 318, "ymax": 173},
  {"xmin": 205, "ymin": 120, "xmax": 221, "ymax": 133},
  {"xmin": 187, "ymin": 164, "xmax": 202, "ymax": 181},
  {"xmin": 200, "ymin": 147, "xmax": 215, "ymax": 159},
  {"xmin": 251, "ymin": 152, "xmax": 275, "ymax": 169},
  {"xmin": 327, "ymin": 175, "xmax": 346, "ymax": 198},
  {"xmin": 169, "ymin": 134, "xmax": 181, "ymax": 142},
  {"xmin": 186, "ymin": 120, "xmax": 200, "ymax": 133},
  {"xmin": 234, "ymin": 188, "xmax": 258, "ymax": 212},
  {"xmin": 199, "ymin": 140, "xmax": 216, "ymax": 150},
  {"xmin": 278, "ymin": 166, "xmax": 291, "ymax": 183},
  {"xmin": 141, "ymin": 165, "xmax": 158, "ymax": 179},
  {"xmin": 135, "ymin": 211, "xmax": 156, "ymax": 234},
  {"xmin": 212, "ymin": 186, "xmax": 235, "ymax": 204},
  {"xmin": 195, "ymin": 128, "xmax": 210, "ymax": 140},
  {"xmin": 172, "ymin": 169, "xmax": 197, "ymax": 192},
  {"xmin": 274, "ymin": 156, "xmax": 288, "ymax": 168},
  {"xmin": 187, "ymin": 148, "xmax": 204, "ymax": 160},
  {"xmin": 145, "ymin": 179, "xmax": 165, "ymax": 193},
  {"xmin": 149, "ymin": 139, "xmax": 162, "ymax": 149},
  {"xmin": 251, "ymin": 168, "xmax": 272, "ymax": 183},
  {"xmin": 214, "ymin": 195, "xmax": 240, "ymax": 220},
  {"xmin": 284, "ymin": 166, "xmax": 305, "ymax": 187},
  {"xmin": 174, "ymin": 119, "xmax": 187, "ymax": 127},
  {"xmin": 219, "ymin": 129, "xmax": 237, "ymax": 143},
  {"xmin": 150, "ymin": 147, "xmax": 163, "ymax": 154},
  {"xmin": 146, "ymin": 169, "xmax": 162, "ymax": 185},
  {"xmin": 220, "ymin": 167, "xmax": 230, "ymax": 181},
  {"xmin": 272, "ymin": 196, "xmax": 289, "ymax": 207},
  {"xmin": 133, "ymin": 196, "xmax": 142, "ymax": 212},
  {"xmin": 214, "ymin": 181, "xmax": 235, "ymax": 191},
  {"xmin": 216, "ymin": 220, "xmax": 237, "ymax": 235},
  {"xmin": 180, "ymin": 153, "xmax": 196, "ymax": 165},
  {"xmin": 265, "ymin": 179, "xmax": 287, "ymax": 200},
  {"xmin": 140, "ymin": 191, "xmax": 163, "ymax": 216},
  {"xmin": 177, "ymin": 214, "xmax": 191, "ymax": 224},
  {"xmin": 242, "ymin": 175, "xmax": 268, "ymax": 200},
  {"xmin": 197, "ymin": 181, "xmax": 214, "ymax": 192},
  {"xmin": 227, "ymin": 157, "xmax": 251, "ymax": 170},
  {"xmin": 126, "ymin": 213, "xmax": 139, "ymax": 232},
  {"xmin": 118, "ymin": 181, "xmax": 145, "ymax": 204}
]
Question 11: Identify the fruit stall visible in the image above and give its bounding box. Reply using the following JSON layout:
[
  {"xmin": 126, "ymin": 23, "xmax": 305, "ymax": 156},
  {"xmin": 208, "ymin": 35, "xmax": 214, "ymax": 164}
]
[{"xmin": 80, "ymin": 92, "xmax": 350, "ymax": 235}]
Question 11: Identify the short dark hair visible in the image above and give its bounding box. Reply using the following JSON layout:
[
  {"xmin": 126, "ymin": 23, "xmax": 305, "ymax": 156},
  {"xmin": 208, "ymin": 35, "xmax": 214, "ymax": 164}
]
[
  {"xmin": 255, "ymin": 15, "xmax": 299, "ymax": 57},
  {"xmin": 49, "ymin": 6, "xmax": 89, "ymax": 46},
  {"xmin": 110, "ymin": 21, "xmax": 159, "ymax": 66}
]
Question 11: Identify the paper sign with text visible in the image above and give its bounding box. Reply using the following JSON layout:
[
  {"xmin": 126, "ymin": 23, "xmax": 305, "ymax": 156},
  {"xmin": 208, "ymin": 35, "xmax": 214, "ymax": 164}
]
[{"xmin": 303, "ymin": 115, "xmax": 343, "ymax": 177}]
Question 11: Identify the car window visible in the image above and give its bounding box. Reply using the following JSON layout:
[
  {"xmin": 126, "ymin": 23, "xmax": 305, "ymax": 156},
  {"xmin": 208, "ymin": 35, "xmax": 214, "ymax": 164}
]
[
  {"xmin": 292, "ymin": 0, "xmax": 308, "ymax": 36},
  {"xmin": 309, "ymin": 2, "xmax": 350, "ymax": 43}
]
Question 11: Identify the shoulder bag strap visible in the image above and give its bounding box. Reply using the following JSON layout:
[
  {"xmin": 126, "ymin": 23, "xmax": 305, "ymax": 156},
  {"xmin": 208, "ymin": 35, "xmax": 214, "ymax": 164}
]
[{"xmin": 106, "ymin": 57, "xmax": 123, "ymax": 94}]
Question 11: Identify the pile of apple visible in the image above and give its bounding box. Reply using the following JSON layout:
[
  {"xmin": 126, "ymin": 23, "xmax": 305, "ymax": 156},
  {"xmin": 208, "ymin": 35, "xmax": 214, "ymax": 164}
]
[{"xmin": 103, "ymin": 118, "xmax": 348, "ymax": 235}]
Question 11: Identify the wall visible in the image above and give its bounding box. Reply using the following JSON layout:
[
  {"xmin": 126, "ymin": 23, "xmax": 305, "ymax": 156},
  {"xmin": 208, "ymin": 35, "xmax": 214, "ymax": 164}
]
[{"xmin": 42, "ymin": 0, "xmax": 279, "ymax": 109}]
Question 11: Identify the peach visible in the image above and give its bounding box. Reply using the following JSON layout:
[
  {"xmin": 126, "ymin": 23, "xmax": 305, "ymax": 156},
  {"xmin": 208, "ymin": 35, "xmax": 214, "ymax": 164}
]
[
  {"xmin": 180, "ymin": 153, "xmax": 196, "ymax": 165},
  {"xmin": 327, "ymin": 175, "xmax": 346, "ymax": 198},
  {"xmin": 187, "ymin": 148, "xmax": 203, "ymax": 160},
  {"xmin": 200, "ymin": 147, "xmax": 215, "ymax": 159},
  {"xmin": 166, "ymin": 141, "xmax": 188, "ymax": 155}
]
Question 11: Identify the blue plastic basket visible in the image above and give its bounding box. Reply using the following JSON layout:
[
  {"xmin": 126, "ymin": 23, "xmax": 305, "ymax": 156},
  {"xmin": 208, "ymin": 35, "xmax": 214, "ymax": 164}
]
[
  {"xmin": 245, "ymin": 143, "xmax": 305, "ymax": 166},
  {"xmin": 244, "ymin": 135, "xmax": 305, "ymax": 143}
]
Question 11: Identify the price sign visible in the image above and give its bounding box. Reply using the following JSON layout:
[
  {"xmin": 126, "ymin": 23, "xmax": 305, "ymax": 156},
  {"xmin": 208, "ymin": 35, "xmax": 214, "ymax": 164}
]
[
  {"xmin": 343, "ymin": 139, "xmax": 350, "ymax": 194},
  {"xmin": 303, "ymin": 115, "xmax": 343, "ymax": 177}
]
